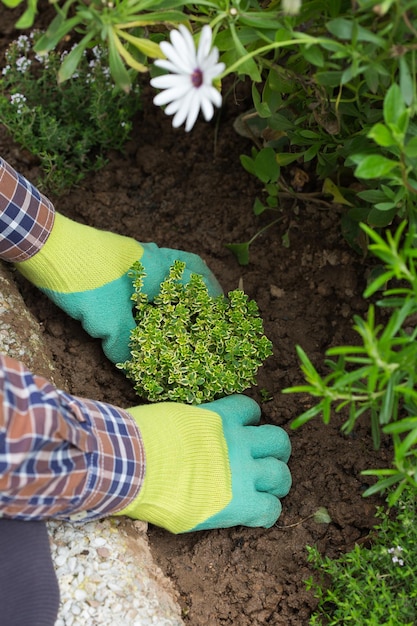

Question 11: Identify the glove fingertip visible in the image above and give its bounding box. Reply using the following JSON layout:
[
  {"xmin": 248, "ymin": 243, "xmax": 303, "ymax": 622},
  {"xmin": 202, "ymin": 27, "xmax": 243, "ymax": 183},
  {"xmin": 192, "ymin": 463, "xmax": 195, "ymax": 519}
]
[
  {"xmin": 201, "ymin": 394, "xmax": 261, "ymax": 425},
  {"xmin": 255, "ymin": 493, "xmax": 283, "ymax": 528},
  {"xmin": 274, "ymin": 462, "xmax": 292, "ymax": 498}
]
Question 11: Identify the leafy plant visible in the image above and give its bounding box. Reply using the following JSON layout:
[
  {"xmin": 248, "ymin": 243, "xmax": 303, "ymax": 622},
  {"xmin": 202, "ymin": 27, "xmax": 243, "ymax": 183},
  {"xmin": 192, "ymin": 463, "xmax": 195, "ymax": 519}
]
[
  {"xmin": 231, "ymin": 77, "xmax": 417, "ymax": 265},
  {"xmin": 0, "ymin": 32, "xmax": 141, "ymax": 193},
  {"xmin": 284, "ymin": 221, "xmax": 417, "ymax": 505},
  {"xmin": 1, "ymin": 0, "xmax": 182, "ymax": 91},
  {"xmin": 306, "ymin": 486, "xmax": 417, "ymax": 625},
  {"xmin": 117, "ymin": 260, "xmax": 273, "ymax": 404},
  {"xmin": 30, "ymin": 0, "xmax": 181, "ymax": 93},
  {"xmin": 351, "ymin": 83, "xmax": 417, "ymax": 229},
  {"xmin": 227, "ymin": 2, "xmax": 417, "ymax": 260}
]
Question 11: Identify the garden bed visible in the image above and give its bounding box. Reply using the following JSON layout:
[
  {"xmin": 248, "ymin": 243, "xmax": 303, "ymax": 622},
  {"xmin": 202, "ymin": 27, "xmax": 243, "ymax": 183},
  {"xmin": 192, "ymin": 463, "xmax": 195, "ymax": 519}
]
[{"xmin": 0, "ymin": 9, "xmax": 392, "ymax": 624}]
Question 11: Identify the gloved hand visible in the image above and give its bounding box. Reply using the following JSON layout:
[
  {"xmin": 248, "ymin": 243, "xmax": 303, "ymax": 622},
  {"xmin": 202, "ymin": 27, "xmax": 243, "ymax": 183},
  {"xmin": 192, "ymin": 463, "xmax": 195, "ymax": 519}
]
[
  {"xmin": 119, "ymin": 394, "xmax": 292, "ymax": 533},
  {"xmin": 15, "ymin": 213, "xmax": 222, "ymax": 363}
]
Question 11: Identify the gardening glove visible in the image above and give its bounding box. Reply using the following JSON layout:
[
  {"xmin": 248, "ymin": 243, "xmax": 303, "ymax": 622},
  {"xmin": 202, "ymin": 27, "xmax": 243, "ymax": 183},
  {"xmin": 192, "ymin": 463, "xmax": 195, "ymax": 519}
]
[
  {"xmin": 1, "ymin": 353, "xmax": 291, "ymax": 531},
  {"xmin": 16, "ymin": 212, "xmax": 222, "ymax": 363},
  {"xmin": 119, "ymin": 394, "xmax": 292, "ymax": 533}
]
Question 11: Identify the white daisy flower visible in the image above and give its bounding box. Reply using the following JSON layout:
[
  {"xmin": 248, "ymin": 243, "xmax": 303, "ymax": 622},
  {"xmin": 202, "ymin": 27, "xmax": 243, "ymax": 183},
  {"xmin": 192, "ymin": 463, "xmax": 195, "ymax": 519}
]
[{"xmin": 150, "ymin": 25, "xmax": 225, "ymax": 132}]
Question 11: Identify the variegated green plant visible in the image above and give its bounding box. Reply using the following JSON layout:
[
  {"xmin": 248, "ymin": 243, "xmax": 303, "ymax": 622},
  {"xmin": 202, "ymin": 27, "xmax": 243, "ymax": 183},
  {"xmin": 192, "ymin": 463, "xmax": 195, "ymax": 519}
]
[{"xmin": 117, "ymin": 260, "xmax": 273, "ymax": 404}]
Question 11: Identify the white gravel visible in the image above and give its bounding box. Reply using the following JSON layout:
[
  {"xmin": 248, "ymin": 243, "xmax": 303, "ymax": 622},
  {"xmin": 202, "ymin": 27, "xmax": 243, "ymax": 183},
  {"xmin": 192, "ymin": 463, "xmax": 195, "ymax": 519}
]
[{"xmin": 47, "ymin": 519, "xmax": 184, "ymax": 626}]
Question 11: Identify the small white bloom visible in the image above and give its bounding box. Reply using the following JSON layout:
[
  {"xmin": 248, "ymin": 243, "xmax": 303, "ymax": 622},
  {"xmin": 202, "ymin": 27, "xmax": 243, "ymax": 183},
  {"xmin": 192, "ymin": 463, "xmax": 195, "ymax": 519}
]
[
  {"xmin": 10, "ymin": 93, "xmax": 27, "ymax": 115},
  {"xmin": 10, "ymin": 93, "xmax": 27, "ymax": 105},
  {"xmin": 16, "ymin": 56, "xmax": 32, "ymax": 73},
  {"xmin": 150, "ymin": 24, "xmax": 225, "ymax": 132},
  {"xmin": 16, "ymin": 35, "xmax": 30, "ymax": 52},
  {"xmin": 282, "ymin": 0, "xmax": 302, "ymax": 15},
  {"xmin": 388, "ymin": 545, "xmax": 404, "ymax": 566}
]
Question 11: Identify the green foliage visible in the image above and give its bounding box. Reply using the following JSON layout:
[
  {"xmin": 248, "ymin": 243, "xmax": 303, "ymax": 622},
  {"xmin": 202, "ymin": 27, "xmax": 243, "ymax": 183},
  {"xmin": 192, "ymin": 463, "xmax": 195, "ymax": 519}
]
[
  {"xmin": 306, "ymin": 486, "xmax": 417, "ymax": 626},
  {"xmin": 0, "ymin": 33, "xmax": 141, "ymax": 193},
  {"xmin": 6, "ymin": 1, "xmax": 417, "ymax": 206},
  {"xmin": 117, "ymin": 260, "xmax": 273, "ymax": 404},
  {"xmin": 284, "ymin": 221, "xmax": 417, "ymax": 505},
  {"xmin": 350, "ymin": 83, "xmax": 417, "ymax": 230},
  {"xmin": 2, "ymin": 0, "xmax": 182, "ymax": 92},
  {"xmin": 228, "ymin": 1, "xmax": 417, "ymax": 260},
  {"xmin": 30, "ymin": 0, "xmax": 183, "ymax": 93}
]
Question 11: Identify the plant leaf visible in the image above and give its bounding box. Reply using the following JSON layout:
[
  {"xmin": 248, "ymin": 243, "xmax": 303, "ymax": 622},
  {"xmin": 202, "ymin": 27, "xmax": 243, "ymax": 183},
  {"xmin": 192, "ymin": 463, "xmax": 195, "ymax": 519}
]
[
  {"xmin": 313, "ymin": 507, "xmax": 332, "ymax": 524},
  {"xmin": 354, "ymin": 155, "xmax": 397, "ymax": 179},
  {"xmin": 225, "ymin": 242, "xmax": 250, "ymax": 265},
  {"xmin": 322, "ymin": 178, "xmax": 353, "ymax": 206},
  {"xmin": 383, "ymin": 84, "xmax": 405, "ymax": 127}
]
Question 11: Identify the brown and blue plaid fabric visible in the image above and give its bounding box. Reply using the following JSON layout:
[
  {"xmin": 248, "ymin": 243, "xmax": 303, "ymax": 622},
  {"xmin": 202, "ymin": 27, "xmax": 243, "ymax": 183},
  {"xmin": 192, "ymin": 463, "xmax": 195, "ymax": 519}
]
[
  {"xmin": 0, "ymin": 158, "xmax": 54, "ymax": 262},
  {"xmin": 0, "ymin": 157, "xmax": 146, "ymax": 521},
  {"xmin": 0, "ymin": 354, "xmax": 145, "ymax": 521}
]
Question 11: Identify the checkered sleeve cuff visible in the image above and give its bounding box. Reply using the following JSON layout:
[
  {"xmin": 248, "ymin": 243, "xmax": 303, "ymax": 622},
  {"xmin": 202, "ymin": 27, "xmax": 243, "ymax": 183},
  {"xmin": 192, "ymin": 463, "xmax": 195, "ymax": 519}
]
[{"xmin": 0, "ymin": 158, "xmax": 55, "ymax": 262}]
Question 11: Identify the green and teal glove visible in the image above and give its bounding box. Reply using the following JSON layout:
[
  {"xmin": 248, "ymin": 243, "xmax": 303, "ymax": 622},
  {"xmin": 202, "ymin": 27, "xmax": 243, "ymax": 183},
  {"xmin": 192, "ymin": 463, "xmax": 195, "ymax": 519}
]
[
  {"xmin": 16, "ymin": 213, "xmax": 222, "ymax": 364},
  {"xmin": 120, "ymin": 394, "xmax": 292, "ymax": 533}
]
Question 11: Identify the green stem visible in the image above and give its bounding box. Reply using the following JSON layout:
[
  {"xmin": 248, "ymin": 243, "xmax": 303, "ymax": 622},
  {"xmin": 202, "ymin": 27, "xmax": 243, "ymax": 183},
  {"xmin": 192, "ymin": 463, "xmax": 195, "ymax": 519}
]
[
  {"xmin": 248, "ymin": 217, "xmax": 282, "ymax": 246},
  {"xmin": 219, "ymin": 35, "xmax": 343, "ymax": 79}
]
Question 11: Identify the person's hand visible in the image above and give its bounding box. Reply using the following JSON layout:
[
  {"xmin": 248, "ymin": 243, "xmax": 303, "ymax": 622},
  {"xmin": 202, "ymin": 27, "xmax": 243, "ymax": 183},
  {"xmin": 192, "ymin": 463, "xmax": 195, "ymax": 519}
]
[
  {"xmin": 119, "ymin": 394, "xmax": 292, "ymax": 533},
  {"xmin": 16, "ymin": 213, "xmax": 222, "ymax": 363}
]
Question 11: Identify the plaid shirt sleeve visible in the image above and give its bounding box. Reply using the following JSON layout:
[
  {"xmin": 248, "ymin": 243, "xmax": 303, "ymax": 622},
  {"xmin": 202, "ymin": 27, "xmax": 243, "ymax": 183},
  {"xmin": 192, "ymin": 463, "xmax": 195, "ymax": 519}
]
[
  {"xmin": 0, "ymin": 157, "xmax": 55, "ymax": 262},
  {"xmin": 0, "ymin": 354, "xmax": 145, "ymax": 522}
]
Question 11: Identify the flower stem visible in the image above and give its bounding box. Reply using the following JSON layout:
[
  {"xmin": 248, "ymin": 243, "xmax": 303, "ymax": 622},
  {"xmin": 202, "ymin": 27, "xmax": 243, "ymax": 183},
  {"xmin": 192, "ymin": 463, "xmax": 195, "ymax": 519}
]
[{"xmin": 219, "ymin": 35, "xmax": 343, "ymax": 78}]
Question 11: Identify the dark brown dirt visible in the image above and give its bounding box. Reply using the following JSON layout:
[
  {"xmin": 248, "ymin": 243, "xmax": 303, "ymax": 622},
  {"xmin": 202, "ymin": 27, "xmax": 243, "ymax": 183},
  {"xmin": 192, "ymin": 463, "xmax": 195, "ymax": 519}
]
[{"xmin": 1, "ymin": 8, "xmax": 392, "ymax": 624}]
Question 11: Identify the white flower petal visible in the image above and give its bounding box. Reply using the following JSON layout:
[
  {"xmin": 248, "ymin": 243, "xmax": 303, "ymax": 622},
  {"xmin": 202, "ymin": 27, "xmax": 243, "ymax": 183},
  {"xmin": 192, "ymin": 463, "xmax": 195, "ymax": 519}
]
[
  {"xmin": 159, "ymin": 41, "xmax": 193, "ymax": 74},
  {"xmin": 197, "ymin": 25, "xmax": 213, "ymax": 65},
  {"xmin": 200, "ymin": 94, "xmax": 215, "ymax": 121},
  {"xmin": 200, "ymin": 47, "xmax": 219, "ymax": 71},
  {"xmin": 202, "ymin": 48, "xmax": 223, "ymax": 73},
  {"xmin": 168, "ymin": 28, "xmax": 191, "ymax": 63},
  {"xmin": 153, "ymin": 82, "xmax": 192, "ymax": 106},
  {"xmin": 150, "ymin": 73, "xmax": 190, "ymax": 89},
  {"xmin": 210, "ymin": 61, "xmax": 226, "ymax": 77},
  {"xmin": 172, "ymin": 106, "xmax": 191, "ymax": 130},
  {"xmin": 175, "ymin": 25, "xmax": 197, "ymax": 63},
  {"xmin": 165, "ymin": 97, "xmax": 186, "ymax": 115},
  {"xmin": 202, "ymin": 63, "xmax": 226, "ymax": 85},
  {"xmin": 186, "ymin": 88, "xmax": 206, "ymax": 130},
  {"xmin": 171, "ymin": 89, "xmax": 196, "ymax": 129},
  {"xmin": 154, "ymin": 59, "xmax": 188, "ymax": 74},
  {"xmin": 204, "ymin": 85, "xmax": 222, "ymax": 108},
  {"xmin": 184, "ymin": 100, "xmax": 201, "ymax": 131}
]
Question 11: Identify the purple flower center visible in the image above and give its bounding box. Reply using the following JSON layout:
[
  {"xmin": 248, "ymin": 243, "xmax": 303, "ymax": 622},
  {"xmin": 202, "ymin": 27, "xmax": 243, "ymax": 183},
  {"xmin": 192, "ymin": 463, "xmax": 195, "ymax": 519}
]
[{"xmin": 191, "ymin": 68, "xmax": 203, "ymax": 88}]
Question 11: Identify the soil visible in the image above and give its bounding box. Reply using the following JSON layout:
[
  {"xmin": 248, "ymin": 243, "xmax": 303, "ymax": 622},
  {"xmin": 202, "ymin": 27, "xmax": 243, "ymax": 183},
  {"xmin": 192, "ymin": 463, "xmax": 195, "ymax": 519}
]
[{"xmin": 1, "ymin": 8, "xmax": 393, "ymax": 625}]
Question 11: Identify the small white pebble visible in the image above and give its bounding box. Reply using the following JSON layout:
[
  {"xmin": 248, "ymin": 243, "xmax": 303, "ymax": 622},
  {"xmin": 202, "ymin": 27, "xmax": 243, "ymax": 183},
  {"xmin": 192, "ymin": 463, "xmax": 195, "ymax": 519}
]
[
  {"xmin": 74, "ymin": 589, "xmax": 87, "ymax": 602},
  {"xmin": 71, "ymin": 604, "xmax": 82, "ymax": 616},
  {"xmin": 55, "ymin": 554, "xmax": 67, "ymax": 567},
  {"xmin": 91, "ymin": 537, "xmax": 107, "ymax": 547},
  {"xmin": 68, "ymin": 556, "xmax": 77, "ymax": 572}
]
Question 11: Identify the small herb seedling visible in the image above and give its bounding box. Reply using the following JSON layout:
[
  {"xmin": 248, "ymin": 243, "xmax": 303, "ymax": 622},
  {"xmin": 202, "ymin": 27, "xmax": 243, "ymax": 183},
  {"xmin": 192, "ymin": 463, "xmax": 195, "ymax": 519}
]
[{"xmin": 117, "ymin": 260, "xmax": 273, "ymax": 404}]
